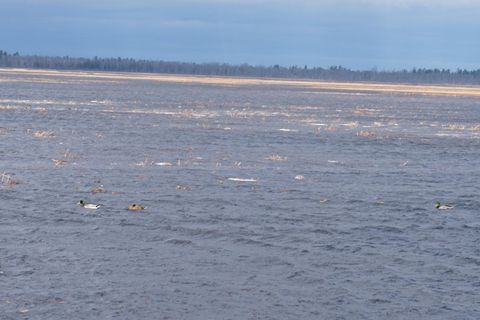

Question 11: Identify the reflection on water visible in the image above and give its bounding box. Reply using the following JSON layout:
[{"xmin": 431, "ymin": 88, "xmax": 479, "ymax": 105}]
[{"xmin": 1, "ymin": 70, "xmax": 480, "ymax": 319}]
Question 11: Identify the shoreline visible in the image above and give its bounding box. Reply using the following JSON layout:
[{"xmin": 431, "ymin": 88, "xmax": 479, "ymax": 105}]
[{"xmin": 1, "ymin": 67, "xmax": 480, "ymax": 97}]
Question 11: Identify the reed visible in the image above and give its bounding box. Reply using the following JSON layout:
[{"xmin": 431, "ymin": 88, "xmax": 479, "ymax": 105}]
[{"xmin": 1, "ymin": 172, "xmax": 18, "ymax": 186}]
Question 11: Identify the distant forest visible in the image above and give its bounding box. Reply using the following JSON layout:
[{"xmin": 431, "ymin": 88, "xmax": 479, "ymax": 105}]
[{"xmin": 1, "ymin": 49, "xmax": 479, "ymax": 85}]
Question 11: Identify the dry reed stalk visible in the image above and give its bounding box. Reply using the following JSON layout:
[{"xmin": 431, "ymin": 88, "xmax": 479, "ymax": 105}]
[
  {"xmin": 469, "ymin": 125, "xmax": 480, "ymax": 131},
  {"xmin": 357, "ymin": 130, "xmax": 376, "ymax": 137},
  {"xmin": 1, "ymin": 172, "xmax": 18, "ymax": 186},
  {"xmin": 0, "ymin": 105, "xmax": 16, "ymax": 110},
  {"xmin": 324, "ymin": 125, "xmax": 338, "ymax": 132},
  {"xmin": 91, "ymin": 187, "xmax": 107, "ymax": 194},
  {"xmin": 32, "ymin": 130, "xmax": 55, "ymax": 138},
  {"xmin": 343, "ymin": 121, "xmax": 359, "ymax": 129},
  {"xmin": 62, "ymin": 149, "xmax": 78, "ymax": 158},
  {"xmin": 447, "ymin": 124, "xmax": 465, "ymax": 130},
  {"xmin": 0, "ymin": 127, "xmax": 13, "ymax": 135},
  {"xmin": 265, "ymin": 154, "xmax": 288, "ymax": 161},
  {"xmin": 52, "ymin": 159, "xmax": 67, "ymax": 166}
]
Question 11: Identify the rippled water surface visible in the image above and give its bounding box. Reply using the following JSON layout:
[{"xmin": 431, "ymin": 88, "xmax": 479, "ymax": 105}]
[{"xmin": 1, "ymin": 70, "xmax": 480, "ymax": 319}]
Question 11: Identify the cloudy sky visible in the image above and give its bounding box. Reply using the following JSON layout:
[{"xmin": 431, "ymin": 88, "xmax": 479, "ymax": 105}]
[{"xmin": 1, "ymin": 0, "xmax": 479, "ymax": 70}]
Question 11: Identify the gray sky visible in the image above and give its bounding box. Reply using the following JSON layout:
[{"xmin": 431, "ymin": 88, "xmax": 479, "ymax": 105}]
[{"xmin": 1, "ymin": 0, "xmax": 479, "ymax": 70}]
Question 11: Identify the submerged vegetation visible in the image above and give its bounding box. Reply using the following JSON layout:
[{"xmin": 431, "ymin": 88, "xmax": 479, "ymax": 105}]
[{"xmin": 1, "ymin": 49, "xmax": 479, "ymax": 85}]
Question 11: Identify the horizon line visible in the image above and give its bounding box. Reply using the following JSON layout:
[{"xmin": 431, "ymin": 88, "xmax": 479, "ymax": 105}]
[{"xmin": 2, "ymin": 49, "xmax": 479, "ymax": 73}]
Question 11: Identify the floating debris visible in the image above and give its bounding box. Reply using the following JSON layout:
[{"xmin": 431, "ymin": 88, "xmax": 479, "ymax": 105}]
[
  {"xmin": 294, "ymin": 175, "xmax": 305, "ymax": 181},
  {"xmin": 176, "ymin": 184, "xmax": 191, "ymax": 190},
  {"xmin": 135, "ymin": 157, "xmax": 154, "ymax": 167},
  {"xmin": 353, "ymin": 108, "xmax": 382, "ymax": 116},
  {"xmin": 357, "ymin": 130, "xmax": 375, "ymax": 138},
  {"xmin": 0, "ymin": 105, "xmax": 16, "ymax": 110},
  {"xmin": 227, "ymin": 177, "xmax": 257, "ymax": 182},
  {"xmin": 62, "ymin": 149, "xmax": 78, "ymax": 158},
  {"xmin": 278, "ymin": 128, "xmax": 298, "ymax": 132},
  {"xmin": 52, "ymin": 159, "xmax": 67, "ymax": 166},
  {"xmin": 447, "ymin": 123, "xmax": 465, "ymax": 130},
  {"xmin": 91, "ymin": 186, "xmax": 107, "ymax": 194},
  {"xmin": 34, "ymin": 107, "xmax": 47, "ymax": 113},
  {"xmin": 1, "ymin": 172, "xmax": 18, "ymax": 186},
  {"xmin": 469, "ymin": 124, "xmax": 480, "ymax": 131},
  {"xmin": 0, "ymin": 127, "xmax": 14, "ymax": 135},
  {"xmin": 342, "ymin": 121, "xmax": 359, "ymax": 129},
  {"xmin": 265, "ymin": 154, "xmax": 288, "ymax": 161},
  {"xmin": 31, "ymin": 130, "xmax": 55, "ymax": 138},
  {"xmin": 324, "ymin": 125, "xmax": 338, "ymax": 132},
  {"xmin": 319, "ymin": 197, "xmax": 329, "ymax": 203},
  {"xmin": 128, "ymin": 203, "xmax": 145, "ymax": 211}
]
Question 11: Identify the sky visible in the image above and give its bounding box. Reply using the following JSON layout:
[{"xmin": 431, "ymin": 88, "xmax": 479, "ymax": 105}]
[{"xmin": 1, "ymin": 0, "xmax": 479, "ymax": 70}]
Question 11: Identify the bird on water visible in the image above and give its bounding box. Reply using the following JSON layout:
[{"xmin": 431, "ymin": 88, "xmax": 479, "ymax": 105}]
[
  {"xmin": 435, "ymin": 201, "xmax": 453, "ymax": 210},
  {"xmin": 77, "ymin": 200, "xmax": 102, "ymax": 209}
]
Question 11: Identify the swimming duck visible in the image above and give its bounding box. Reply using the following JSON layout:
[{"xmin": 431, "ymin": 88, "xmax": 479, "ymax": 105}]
[
  {"xmin": 128, "ymin": 203, "xmax": 145, "ymax": 211},
  {"xmin": 435, "ymin": 201, "xmax": 453, "ymax": 210},
  {"xmin": 77, "ymin": 200, "xmax": 101, "ymax": 209}
]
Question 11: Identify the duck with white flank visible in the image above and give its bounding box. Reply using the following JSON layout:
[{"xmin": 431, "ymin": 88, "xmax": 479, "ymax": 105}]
[
  {"xmin": 77, "ymin": 200, "xmax": 102, "ymax": 209},
  {"xmin": 435, "ymin": 201, "xmax": 454, "ymax": 210}
]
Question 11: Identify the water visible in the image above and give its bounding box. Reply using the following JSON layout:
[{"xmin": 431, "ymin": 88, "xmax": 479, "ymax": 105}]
[{"xmin": 1, "ymin": 69, "xmax": 480, "ymax": 319}]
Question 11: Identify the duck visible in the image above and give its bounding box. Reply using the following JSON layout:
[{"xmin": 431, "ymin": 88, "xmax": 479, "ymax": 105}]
[
  {"xmin": 435, "ymin": 201, "xmax": 453, "ymax": 210},
  {"xmin": 77, "ymin": 200, "xmax": 101, "ymax": 209},
  {"xmin": 128, "ymin": 203, "xmax": 145, "ymax": 211}
]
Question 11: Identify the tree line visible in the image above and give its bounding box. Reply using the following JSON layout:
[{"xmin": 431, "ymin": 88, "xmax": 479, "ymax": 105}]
[{"xmin": 1, "ymin": 49, "xmax": 479, "ymax": 84}]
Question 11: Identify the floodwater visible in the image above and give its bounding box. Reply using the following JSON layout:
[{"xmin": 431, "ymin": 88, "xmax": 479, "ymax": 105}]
[{"xmin": 1, "ymin": 69, "xmax": 480, "ymax": 319}]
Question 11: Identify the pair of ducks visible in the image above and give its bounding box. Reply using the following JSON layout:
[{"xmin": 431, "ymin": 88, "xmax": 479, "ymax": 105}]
[{"xmin": 77, "ymin": 200, "xmax": 145, "ymax": 211}]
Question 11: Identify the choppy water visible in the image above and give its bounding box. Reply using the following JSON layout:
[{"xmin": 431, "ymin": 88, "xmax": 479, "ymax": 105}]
[{"xmin": 1, "ymin": 70, "xmax": 480, "ymax": 319}]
